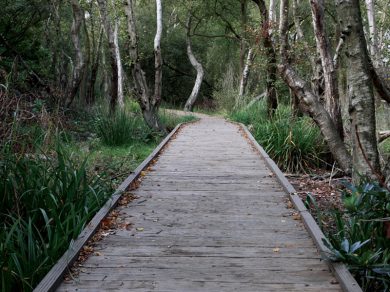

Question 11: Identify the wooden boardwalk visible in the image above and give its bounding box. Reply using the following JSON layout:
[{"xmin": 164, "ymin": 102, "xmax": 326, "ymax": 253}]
[{"xmin": 58, "ymin": 116, "xmax": 342, "ymax": 291}]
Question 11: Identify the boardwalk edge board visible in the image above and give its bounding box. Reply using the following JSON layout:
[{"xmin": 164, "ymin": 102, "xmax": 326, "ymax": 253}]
[
  {"xmin": 239, "ymin": 123, "xmax": 362, "ymax": 292},
  {"xmin": 33, "ymin": 123, "xmax": 186, "ymax": 292}
]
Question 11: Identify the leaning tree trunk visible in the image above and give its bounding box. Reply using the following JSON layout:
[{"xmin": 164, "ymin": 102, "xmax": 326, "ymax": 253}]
[
  {"xmin": 65, "ymin": 0, "xmax": 86, "ymax": 108},
  {"xmin": 184, "ymin": 16, "xmax": 204, "ymax": 112},
  {"xmin": 252, "ymin": 0, "xmax": 278, "ymax": 117},
  {"xmin": 310, "ymin": 0, "xmax": 343, "ymax": 138},
  {"xmin": 97, "ymin": 0, "xmax": 119, "ymax": 114},
  {"xmin": 278, "ymin": 0, "xmax": 352, "ymax": 173},
  {"xmin": 124, "ymin": 0, "xmax": 166, "ymax": 133},
  {"xmin": 336, "ymin": 0, "xmax": 381, "ymax": 182}
]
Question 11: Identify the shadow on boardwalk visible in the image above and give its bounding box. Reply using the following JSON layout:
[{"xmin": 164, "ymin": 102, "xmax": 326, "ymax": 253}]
[{"xmin": 58, "ymin": 115, "xmax": 342, "ymax": 291}]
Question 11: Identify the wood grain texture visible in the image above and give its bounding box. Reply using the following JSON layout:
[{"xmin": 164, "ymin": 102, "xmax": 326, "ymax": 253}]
[
  {"xmin": 34, "ymin": 124, "xmax": 185, "ymax": 292},
  {"xmin": 240, "ymin": 123, "xmax": 362, "ymax": 292},
  {"xmin": 55, "ymin": 116, "xmax": 356, "ymax": 291}
]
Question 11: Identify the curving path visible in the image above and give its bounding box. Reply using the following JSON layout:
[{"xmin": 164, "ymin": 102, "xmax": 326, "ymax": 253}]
[{"xmin": 58, "ymin": 115, "xmax": 341, "ymax": 291}]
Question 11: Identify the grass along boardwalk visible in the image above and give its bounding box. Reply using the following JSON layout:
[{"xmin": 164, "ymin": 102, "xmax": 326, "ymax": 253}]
[{"xmin": 57, "ymin": 116, "xmax": 344, "ymax": 291}]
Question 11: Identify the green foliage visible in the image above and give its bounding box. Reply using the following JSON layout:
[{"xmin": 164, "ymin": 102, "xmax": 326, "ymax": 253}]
[
  {"xmin": 159, "ymin": 109, "xmax": 197, "ymax": 130},
  {"xmin": 323, "ymin": 181, "xmax": 390, "ymax": 291},
  {"xmin": 0, "ymin": 145, "xmax": 112, "ymax": 291},
  {"xmin": 94, "ymin": 109, "xmax": 155, "ymax": 146},
  {"xmin": 230, "ymin": 101, "xmax": 327, "ymax": 172},
  {"xmin": 213, "ymin": 63, "xmax": 239, "ymax": 113}
]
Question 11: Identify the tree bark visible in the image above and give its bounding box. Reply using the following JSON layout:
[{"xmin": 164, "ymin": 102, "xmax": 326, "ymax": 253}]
[
  {"xmin": 87, "ymin": 26, "xmax": 103, "ymax": 105},
  {"xmin": 65, "ymin": 0, "xmax": 86, "ymax": 108},
  {"xmin": 292, "ymin": 0, "xmax": 303, "ymax": 39},
  {"xmin": 240, "ymin": 0, "xmax": 248, "ymax": 73},
  {"xmin": 184, "ymin": 16, "xmax": 204, "ymax": 112},
  {"xmin": 310, "ymin": 0, "xmax": 343, "ymax": 137},
  {"xmin": 365, "ymin": 0, "xmax": 379, "ymax": 65},
  {"xmin": 252, "ymin": 0, "xmax": 278, "ymax": 117},
  {"xmin": 278, "ymin": 0, "xmax": 352, "ymax": 173},
  {"xmin": 114, "ymin": 19, "xmax": 124, "ymax": 108},
  {"xmin": 269, "ymin": 0, "xmax": 276, "ymax": 36},
  {"xmin": 154, "ymin": 0, "xmax": 163, "ymax": 108},
  {"xmin": 97, "ymin": 0, "xmax": 119, "ymax": 113},
  {"xmin": 238, "ymin": 48, "xmax": 255, "ymax": 98},
  {"xmin": 336, "ymin": 0, "xmax": 381, "ymax": 182},
  {"xmin": 124, "ymin": 0, "xmax": 166, "ymax": 133}
]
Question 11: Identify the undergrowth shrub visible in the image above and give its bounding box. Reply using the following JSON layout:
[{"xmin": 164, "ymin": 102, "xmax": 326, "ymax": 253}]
[
  {"xmin": 94, "ymin": 110, "xmax": 155, "ymax": 146},
  {"xmin": 317, "ymin": 181, "xmax": 390, "ymax": 291},
  {"xmin": 0, "ymin": 145, "xmax": 112, "ymax": 291},
  {"xmin": 213, "ymin": 63, "xmax": 239, "ymax": 112},
  {"xmin": 230, "ymin": 101, "xmax": 327, "ymax": 172},
  {"xmin": 159, "ymin": 110, "xmax": 197, "ymax": 131}
]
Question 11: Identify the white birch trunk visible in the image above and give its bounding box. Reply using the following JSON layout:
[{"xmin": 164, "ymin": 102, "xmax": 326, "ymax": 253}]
[
  {"xmin": 238, "ymin": 48, "xmax": 254, "ymax": 97},
  {"xmin": 269, "ymin": 0, "xmax": 276, "ymax": 23},
  {"xmin": 154, "ymin": 0, "xmax": 163, "ymax": 105},
  {"xmin": 114, "ymin": 19, "xmax": 124, "ymax": 108},
  {"xmin": 365, "ymin": 0, "xmax": 378, "ymax": 65},
  {"xmin": 184, "ymin": 17, "xmax": 204, "ymax": 112}
]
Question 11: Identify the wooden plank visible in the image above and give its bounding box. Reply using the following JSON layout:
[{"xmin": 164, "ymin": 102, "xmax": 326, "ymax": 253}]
[
  {"xmin": 33, "ymin": 123, "xmax": 187, "ymax": 292},
  {"xmin": 239, "ymin": 123, "xmax": 362, "ymax": 292},
  {"xmin": 56, "ymin": 116, "xmax": 347, "ymax": 292}
]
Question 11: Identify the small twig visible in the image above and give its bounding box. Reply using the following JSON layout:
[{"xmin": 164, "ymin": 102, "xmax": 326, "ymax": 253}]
[{"xmin": 329, "ymin": 162, "xmax": 336, "ymax": 186}]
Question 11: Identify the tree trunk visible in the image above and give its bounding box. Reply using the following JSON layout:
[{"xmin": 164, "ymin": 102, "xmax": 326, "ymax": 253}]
[
  {"xmin": 87, "ymin": 27, "xmax": 103, "ymax": 105},
  {"xmin": 154, "ymin": 0, "xmax": 163, "ymax": 109},
  {"xmin": 184, "ymin": 16, "xmax": 204, "ymax": 112},
  {"xmin": 114, "ymin": 19, "xmax": 124, "ymax": 108},
  {"xmin": 65, "ymin": 0, "xmax": 86, "ymax": 108},
  {"xmin": 124, "ymin": 0, "xmax": 166, "ymax": 133},
  {"xmin": 252, "ymin": 0, "xmax": 278, "ymax": 117},
  {"xmin": 97, "ymin": 0, "xmax": 119, "ymax": 114},
  {"xmin": 310, "ymin": 0, "xmax": 343, "ymax": 137},
  {"xmin": 238, "ymin": 48, "xmax": 255, "ymax": 98},
  {"xmin": 336, "ymin": 0, "xmax": 381, "ymax": 182},
  {"xmin": 269, "ymin": 0, "xmax": 276, "ymax": 34},
  {"xmin": 292, "ymin": 0, "xmax": 303, "ymax": 39},
  {"xmin": 365, "ymin": 0, "xmax": 379, "ymax": 65},
  {"xmin": 239, "ymin": 0, "xmax": 248, "ymax": 73},
  {"xmin": 278, "ymin": 0, "xmax": 352, "ymax": 173}
]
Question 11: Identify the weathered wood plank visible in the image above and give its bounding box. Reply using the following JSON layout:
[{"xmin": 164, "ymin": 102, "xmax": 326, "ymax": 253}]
[
  {"xmin": 53, "ymin": 116, "xmax": 356, "ymax": 292},
  {"xmin": 33, "ymin": 124, "xmax": 186, "ymax": 292},
  {"xmin": 239, "ymin": 124, "xmax": 361, "ymax": 292}
]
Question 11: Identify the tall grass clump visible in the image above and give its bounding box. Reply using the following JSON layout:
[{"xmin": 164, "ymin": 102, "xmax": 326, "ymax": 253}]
[
  {"xmin": 94, "ymin": 109, "xmax": 154, "ymax": 146},
  {"xmin": 230, "ymin": 101, "xmax": 327, "ymax": 172},
  {"xmin": 159, "ymin": 110, "xmax": 197, "ymax": 130},
  {"xmin": 0, "ymin": 145, "xmax": 112, "ymax": 291}
]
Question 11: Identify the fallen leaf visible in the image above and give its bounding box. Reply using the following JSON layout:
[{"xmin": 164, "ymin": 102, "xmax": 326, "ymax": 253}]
[
  {"xmin": 292, "ymin": 213, "xmax": 301, "ymax": 220},
  {"xmin": 136, "ymin": 227, "xmax": 144, "ymax": 231},
  {"xmin": 94, "ymin": 252, "xmax": 103, "ymax": 256},
  {"xmin": 273, "ymin": 248, "xmax": 280, "ymax": 253}
]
